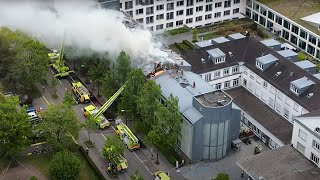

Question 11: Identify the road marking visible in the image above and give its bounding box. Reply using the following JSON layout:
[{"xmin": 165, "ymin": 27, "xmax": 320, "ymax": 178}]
[
  {"xmin": 68, "ymin": 132, "xmax": 78, "ymax": 145},
  {"xmin": 101, "ymin": 133, "xmax": 107, "ymax": 140},
  {"xmin": 42, "ymin": 96, "xmax": 51, "ymax": 107},
  {"xmin": 133, "ymin": 151, "xmax": 153, "ymax": 174},
  {"xmin": 50, "ymin": 69, "xmax": 54, "ymax": 74},
  {"xmin": 58, "ymin": 78, "xmax": 62, "ymax": 84},
  {"xmin": 31, "ymin": 141, "xmax": 46, "ymax": 146},
  {"xmin": 65, "ymin": 88, "xmax": 68, "ymax": 91},
  {"xmin": 81, "ymin": 108, "xmax": 84, "ymax": 112},
  {"xmin": 111, "ymin": 125, "xmax": 116, "ymax": 132}
]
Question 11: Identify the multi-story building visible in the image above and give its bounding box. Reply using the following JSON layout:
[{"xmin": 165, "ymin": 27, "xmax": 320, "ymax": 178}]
[
  {"xmin": 119, "ymin": 0, "xmax": 246, "ymax": 33},
  {"xmin": 149, "ymin": 63, "xmax": 240, "ymax": 163},
  {"xmin": 245, "ymin": 0, "xmax": 320, "ymax": 61},
  {"xmin": 292, "ymin": 110, "xmax": 320, "ymax": 168},
  {"xmin": 181, "ymin": 33, "xmax": 320, "ymax": 149}
]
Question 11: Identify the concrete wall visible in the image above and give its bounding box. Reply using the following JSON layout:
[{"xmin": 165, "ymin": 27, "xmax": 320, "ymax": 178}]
[
  {"xmin": 180, "ymin": 116, "xmax": 193, "ymax": 160},
  {"xmin": 99, "ymin": 0, "xmax": 120, "ymax": 10}
]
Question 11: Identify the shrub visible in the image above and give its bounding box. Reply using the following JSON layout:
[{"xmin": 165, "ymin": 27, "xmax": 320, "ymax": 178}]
[
  {"xmin": 215, "ymin": 173, "xmax": 230, "ymax": 180},
  {"xmin": 249, "ymin": 22, "xmax": 258, "ymax": 31},
  {"xmin": 29, "ymin": 176, "xmax": 38, "ymax": 180},
  {"xmin": 175, "ymin": 43, "xmax": 191, "ymax": 52},
  {"xmin": 183, "ymin": 40, "xmax": 194, "ymax": 49},
  {"xmin": 165, "ymin": 27, "xmax": 189, "ymax": 36},
  {"xmin": 298, "ymin": 52, "xmax": 307, "ymax": 61}
]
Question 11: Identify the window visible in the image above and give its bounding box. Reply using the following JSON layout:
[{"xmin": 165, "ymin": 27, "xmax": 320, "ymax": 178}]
[
  {"xmin": 224, "ymin": 10, "xmax": 230, "ymax": 16},
  {"xmin": 167, "ymin": 2, "xmax": 174, "ymax": 10},
  {"xmin": 216, "ymin": 83, "xmax": 221, "ymax": 90},
  {"xmin": 256, "ymin": 76, "xmax": 261, "ymax": 84},
  {"xmin": 126, "ymin": 11, "xmax": 133, "ymax": 17},
  {"xmin": 146, "ymin": 7, "xmax": 154, "ymax": 15},
  {"xmin": 187, "ymin": 0, "xmax": 194, "ymax": 7},
  {"xmin": 205, "ymin": 14, "xmax": 212, "ymax": 20},
  {"xmin": 186, "ymin": 8, "xmax": 193, "ymax": 16},
  {"xmin": 297, "ymin": 141, "xmax": 305, "ymax": 154},
  {"xmin": 196, "ymin": 6, "xmax": 203, "ymax": 12},
  {"xmin": 205, "ymin": 4, "xmax": 212, "ymax": 12},
  {"xmin": 156, "ymin": 24, "xmax": 163, "ymax": 30},
  {"xmin": 291, "ymin": 24, "xmax": 299, "ymax": 35},
  {"xmin": 215, "ymin": 57, "xmax": 225, "ymax": 64},
  {"xmin": 214, "ymin": 12, "xmax": 221, "ymax": 18},
  {"xmin": 275, "ymin": 103, "xmax": 281, "ymax": 113},
  {"xmin": 243, "ymin": 79, "xmax": 247, "ymax": 86},
  {"xmin": 177, "ymin": 1, "xmax": 184, "ymax": 6},
  {"xmin": 232, "ymin": 66, "xmax": 239, "ymax": 73},
  {"xmin": 205, "ymin": 73, "xmax": 211, "ymax": 81},
  {"xmin": 311, "ymin": 153, "xmax": 319, "ymax": 165},
  {"xmin": 224, "ymin": 0, "xmax": 231, "ymax": 8},
  {"xmin": 298, "ymin": 129, "xmax": 307, "ymax": 141},
  {"xmin": 233, "ymin": 79, "xmax": 239, "ymax": 86},
  {"xmin": 186, "ymin": 18, "xmax": 193, "ymax": 24},
  {"xmin": 294, "ymin": 102, "xmax": 299, "ymax": 111},
  {"xmin": 215, "ymin": 2, "xmax": 222, "ymax": 8},
  {"xmin": 275, "ymin": 15, "xmax": 282, "ymax": 25},
  {"xmin": 223, "ymin": 69, "xmax": 229, "ymax": 75},
  {"xmin": 125, "ymin": 1, "xmax": 133, "ymax": 9},
  {"xmin": 156, "ymin": 14, "xmax": 164, "ymax": 20},
  {"xmin": 176, "ymin": 20, "xmax": 183, "ymax": 26},
  {"xmin": 136, "ymin": 18, "xmax": 143, "ymax": 23},
  {"xmin": 277, "ymin": 91, "xmax": 283, "ymax": 100},
  {"xmin": 166, "ymin": 22, "xmax": 173, "ymax": 28},
  {"xmin": 156, "ymin": 4, "xmax": 164, "ymax": 10},
  {"xmin": 196, "ymin": 16, "xmax": 203, "ymax": 22},
  {"xmin": 233, "ymin": 8, "xmax": 239, "ymax": 14},
  {"xmin": 206, "ymin": 0, "xmax": 213, "ymax": 2},
  {"xmin": 234, "ymin": 0, "xmax": 240, "ymax": 4},
  {"xmin": 146, "ymin": 16, "xmax": 154, "ymax": 24},
  {"xmin": 176, "ymin": 10, "xmax": 184, "ymax": 16},
  {"xmin": 290, "ymin": 84, "xmax": 299, "ymax": 94},
  {"xmin": 284, "ymin": 108, "xmax": 289, "ymax": 119},
  {"xmin": 197, "ymin": 0, "xmax": 203, "ymax": 2},
  {"xmin": 136, "ymin": 8, "xmax": 143, "ymax": 15},
  {"xmin": 283, "ymin": 19, "xmax": 290, "ymax": 30},
  {"xmin": 313, "ymin": 140, "xmax": 320, "ymax": 151},
  {"xmin": 225, "ymin": 81, "xmax": 230, "ymax": 88},
  {"xmin": 268, "ymin": 98, "xmax": 274, "ymax": 108},
  {"xmin": 214, "ymin": 71, "xmax": 221, "ymax": 78},
  {"xmin": 256, "ymin": 61, "xmax": 264, "ymax": 70},
  {"xmin": 260, "ymin": 82, "xmax": 267, "ymax": 89},
  {"xmin": 166, "ymin": 12, "xmax": 174, "ymax": 20}
]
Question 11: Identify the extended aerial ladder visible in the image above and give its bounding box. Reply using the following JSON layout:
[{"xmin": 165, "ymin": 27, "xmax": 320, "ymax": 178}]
[
  {"xmin": 105, "ymin": 146, "xmax": 128, "ymax": 173},
  {"xmin": 48, "ymin": 39, "xmax": 74, "ymax": 77},
  {"xmin": 84, "ymin": 83, "xmax": 127, "ymax": 129},
  {"xmin": 115, "ymin": 119, "xmax": 140, "ymax": 151}
]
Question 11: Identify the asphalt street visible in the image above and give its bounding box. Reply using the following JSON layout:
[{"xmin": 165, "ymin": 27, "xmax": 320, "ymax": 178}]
[{"xmin": 33, "ymin": 68, "xmax": 157, "ymax": 180}]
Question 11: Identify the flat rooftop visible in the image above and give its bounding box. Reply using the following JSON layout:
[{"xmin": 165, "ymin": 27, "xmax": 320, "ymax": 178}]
[
  {"xmin": 226, "ymin": 87, "xmax": 293, "ymax": 144},
  {"xmin": 195, "ymin": 91, "xmax": 231, "ymax": 108},
  {"xmin": 237, "ymin": 145, "xmax": 320, "ymax": 180},
  {"xmin": 257, "ymin": 0, "xmax": 320, "ymax": 35}
]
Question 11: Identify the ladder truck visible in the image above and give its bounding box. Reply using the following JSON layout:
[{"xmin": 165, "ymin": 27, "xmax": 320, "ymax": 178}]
[
  {"xmin": 48, "ymin": 40, "xmax": 74, "ymax": 77},
  {"xmin": 105, "ymin": 146, "xmax": 128, "ymax": 173},
  {"xmin": 71, "ymin": 82, "xmax": 91, "ymax": 104},
  {"xmin": 115, "ymin": 119, "xmax": 140, "ymax": 151},
  {"xmin": 83, "ymin": 83, "xmax": 126, "ymax": 129}
]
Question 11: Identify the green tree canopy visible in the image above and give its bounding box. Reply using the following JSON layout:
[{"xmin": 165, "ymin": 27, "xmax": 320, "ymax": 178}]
[
  {"xmin": 114, "ymin": 51, "xmax": 132, "ymax": 85},
  {"xmin": 49, "ymin": 150, "xmax": 81, "ymax": 180},
  {"xmin": 0, "ymin": 92, "xmax": 32, "ymax": 158},
  {"xmin": 85, "ymin": 114, "xmax": 97, "ymax": 142},
  {"xmin": 214, "ymin": 173, "xmax": 230, "ymax": 180},
  {"xmin": 101, "ymin": 135, "xmax": 125, "ymax": 160},
  {"xmin": 131, "ymin": 170, "xmax": 144, "ymax": 180},
  {"xmin": 39, "ymin": 104, "xmax": 80, "ymax": 150}
]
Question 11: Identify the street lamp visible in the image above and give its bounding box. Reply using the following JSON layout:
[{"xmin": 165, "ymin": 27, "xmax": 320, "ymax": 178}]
[{"xmin": 167, "ymin": 160, "xmax": 184, "ymax": 176}]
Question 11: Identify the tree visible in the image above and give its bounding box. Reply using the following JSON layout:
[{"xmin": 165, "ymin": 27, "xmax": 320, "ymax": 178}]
[
  {"xmin": 118, "ymin": 69, "xmax": 146, "ymax": 124},
  {"xmin": 101, "ymin": 135, "xmax": 125, "ymax": 160},
  {"xmin": 49, "ymin": 150, "xmax": 81, "ymax": 180},
  {"xmin": 51, "ymin": 78, "xmax": 58, "ymax": 99},
  {"xmin": 192, "ymin": 29, "xmax": 198, "ymax": 43},
  {"xmin": 214, "ymin": 173, "xmax": 230, "ymax": 180},
  {"xmin": 0, "ymin": 92, "xmax": 32, "ymax": 158},
  {"xmin": 146, "ymin": 130, "xmax": 162, "ymax": 164},
  {"xmin": 87, "ymin": 56, "xmax": 110, "ymax": 97},
  {"xmin": 63, "ymin": 91, "xmax": 75, "ymax": 109},
  {"xmin": 131, "ymin": 170, "xmax": 144, "ymax": 180},
  {"xmin": 114, "ymin": 51, "xmax": 132, "ymax": 85},
  {"xmin": 85, "ymin": 115, "xmax": 97, "ymax": 143},
  {"xmin": 39, "ymin": 104, "xmax": 80, "ymax": 150},
  {"xmin": 136, "ymin": 80, "xmax": 162, "ymax": 133},
  {"xmin": 298, "ymin": 52, "xmax": 307, "ymax": 61}
]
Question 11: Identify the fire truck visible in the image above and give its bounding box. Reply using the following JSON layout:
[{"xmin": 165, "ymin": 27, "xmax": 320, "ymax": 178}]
[
  {"xmin": 71, "ymin": 82, "xmax": 90, "ymax": 103},
  {"xmin": 115, "ymin": 119, "xmax": 140, "ymax": 151}
]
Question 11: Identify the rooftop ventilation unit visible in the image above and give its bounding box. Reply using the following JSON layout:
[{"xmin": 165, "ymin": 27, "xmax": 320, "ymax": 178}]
[
  {"xmin": 316, "ymin": 127, "xmax": 320, "ymax": 133},
  {"xmin": 275, "ymin": 71, "xmax": 282, "ymax": 77},
  {"xmin": 229, "ymin": 52, "xmax": 233, "ymax": 56},
  {"xmin": 201, "ymin": 58, "xmax": 205, "ymax": 63},
  {"xmin": 290, "ymin": 72, "xmax": 293, "ymax": 76},
  {"xmin": 307, "ymin": 93, "xmax": 314, "ymax": 98}
]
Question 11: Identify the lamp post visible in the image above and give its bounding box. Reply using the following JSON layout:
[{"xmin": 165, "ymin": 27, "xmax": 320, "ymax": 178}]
[{"xmin": 167, "ymin": 160, "xmax": 184, "ymax": 176}]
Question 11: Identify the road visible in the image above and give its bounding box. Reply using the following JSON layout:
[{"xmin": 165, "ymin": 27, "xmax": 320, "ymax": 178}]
[{"xmin": 33, "ymin": 68, "xmax": 158, "ymax": 180}]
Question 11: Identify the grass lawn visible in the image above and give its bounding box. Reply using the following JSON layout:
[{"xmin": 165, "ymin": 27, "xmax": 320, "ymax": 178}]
[
  {"xmin": 165, "ymin": 27, "xmax": 190, "ymax": 36},
  {"xmin": 16, "ymin": 151, "xmax": 99, "ymax": 180},
  {"xmin": 199, "ymin": 32, "xmax": 220, "ymax": 41}
]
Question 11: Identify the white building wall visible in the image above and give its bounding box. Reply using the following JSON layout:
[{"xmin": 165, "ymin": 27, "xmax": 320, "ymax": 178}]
[
  {"xmin": 246, "ymin": 0, "xmax": 320, "ymax": 60},
  {"xmin": 292, "ymin": 121, "xmax": 320, "ymax": 168},
  {"xmin": 241, "ymin": 65, "xmax": 309, "ymax": 124},
  {"xmin": 120, "ymin": 0, "xmax": 246, "ymax": 33}
]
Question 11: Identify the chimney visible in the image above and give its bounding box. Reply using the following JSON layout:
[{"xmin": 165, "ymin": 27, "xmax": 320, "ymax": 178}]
[
  {"xmin": 193, "ymin": 81, "xmax": 196, "ymax": 88},
  {"xmin": 181, "ymin": 69, "xmax": 184, "ymax": 76},
  {"xmin": 154, "ymin": 62, "xmax": 157, "ymax": 69},
  {"xmin": 181, "ymin": 60, "xmax": 183, "ymax": 65}
]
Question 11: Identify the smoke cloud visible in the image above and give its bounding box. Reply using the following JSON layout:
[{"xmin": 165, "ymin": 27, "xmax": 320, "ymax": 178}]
[{"xmin": 0, "ymin": 0, "xmax": 168, "ymax": 65}]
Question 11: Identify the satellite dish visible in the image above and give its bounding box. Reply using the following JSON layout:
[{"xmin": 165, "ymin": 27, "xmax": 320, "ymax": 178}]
[{"xmin": 139, "ymin": 0, "xmax": 147, "ymax": 5}]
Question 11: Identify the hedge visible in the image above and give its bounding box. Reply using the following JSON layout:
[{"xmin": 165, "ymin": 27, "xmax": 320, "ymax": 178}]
[
  {"xmin": 183, "ymin": 40, "xmax": 194, "ymax": 49},
  {"xmin": 78, "ymin": 146, "xmax": 105, "ymax": 180},
  {"xmin": 175, "ymin": 42, "xmax": 192, "ymax": 52},
  {"xmin": 165, "ymin": 27, "xmax": 189, "ymax": 36}
]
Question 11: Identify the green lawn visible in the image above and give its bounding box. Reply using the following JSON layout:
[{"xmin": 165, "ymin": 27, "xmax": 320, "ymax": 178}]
[
  {"xmin": 164, "ymin": 27, "xmax": 190, "ymax": 36},
  {"xmin": 16, "ymin": 151, "xmax": 99, "ymax": 180}
]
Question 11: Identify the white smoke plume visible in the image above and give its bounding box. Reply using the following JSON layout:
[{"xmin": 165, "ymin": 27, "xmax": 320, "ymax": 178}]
[{"xmin": 0, "ymin": 0, "xmax": 169, "ymax": 64}]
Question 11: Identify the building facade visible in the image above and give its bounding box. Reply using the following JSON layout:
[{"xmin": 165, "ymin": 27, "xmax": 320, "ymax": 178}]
[
  {"xmin": 152, "ymin": 68, "xmax": 240, "ymax": 163},
  {"xmin": 292, "ymin": 111, "xmax": 320, "ymax": 168},
  {"xmin": 245, "ymin": 0, "xmax": 320, "ymax": 61},
  {"xmin": 119, "ymin": 0, "xmax": 246, "ymax": 33}
]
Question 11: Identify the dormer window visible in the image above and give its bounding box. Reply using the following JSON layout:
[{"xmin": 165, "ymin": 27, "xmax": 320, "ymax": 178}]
[
  {"xmin": 207, "ymin": 48, "xmax": 226, "ymax": 64},
  {"xmin": 255, "ymin": 54, "xmax": 278, "ymax": 72},
  {"xmin": 256, "ymin": 61, "xmax": 264, "ymax": 70},
  {"xmin": 290, "ymin": 84, "xmax": 299, "ymax": 95}
]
